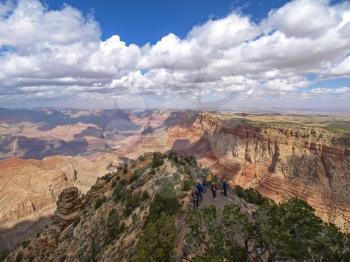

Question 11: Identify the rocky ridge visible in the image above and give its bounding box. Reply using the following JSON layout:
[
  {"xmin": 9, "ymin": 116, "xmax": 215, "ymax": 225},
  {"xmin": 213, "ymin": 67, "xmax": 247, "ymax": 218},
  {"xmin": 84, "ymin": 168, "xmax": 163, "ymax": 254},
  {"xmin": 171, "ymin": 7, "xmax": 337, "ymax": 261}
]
[{"xmin": 3, "ymin": 152, "xmax": 197, "ymax": 262}]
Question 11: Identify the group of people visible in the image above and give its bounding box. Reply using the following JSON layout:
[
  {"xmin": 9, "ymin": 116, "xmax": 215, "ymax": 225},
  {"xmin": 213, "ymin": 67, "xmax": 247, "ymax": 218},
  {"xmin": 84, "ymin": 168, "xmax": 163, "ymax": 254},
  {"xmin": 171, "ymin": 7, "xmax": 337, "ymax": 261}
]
[{"xmin": 192, "ymin": 173, "xmax": 229, "ymax": 208}]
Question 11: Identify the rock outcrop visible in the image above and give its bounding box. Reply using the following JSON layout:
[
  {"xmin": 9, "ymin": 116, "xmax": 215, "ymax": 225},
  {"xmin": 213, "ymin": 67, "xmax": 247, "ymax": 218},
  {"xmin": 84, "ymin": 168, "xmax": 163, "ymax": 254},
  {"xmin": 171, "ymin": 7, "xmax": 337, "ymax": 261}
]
[
  {"xmin": 51, "ymin": 187, "xmax": 81, "ymax": 233},
  {"xmin": 0, "ymin": 154, "xmax": 117, "ymax": 251}
]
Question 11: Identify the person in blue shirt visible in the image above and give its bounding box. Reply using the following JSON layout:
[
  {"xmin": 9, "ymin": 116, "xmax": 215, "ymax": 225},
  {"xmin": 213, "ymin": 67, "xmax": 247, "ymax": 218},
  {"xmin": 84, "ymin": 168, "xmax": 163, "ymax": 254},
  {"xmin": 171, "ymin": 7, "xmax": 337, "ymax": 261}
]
[
  {"xmin": 222, "ymin": 181, "xmax": 228, "ymax": 197},
  {"xmin": 196, "ymin": 182, "xmax": 204, "ymax": 202},
  {"xmin": 202, "ymin": 179, "xmax": 207, "ymax": 194}
]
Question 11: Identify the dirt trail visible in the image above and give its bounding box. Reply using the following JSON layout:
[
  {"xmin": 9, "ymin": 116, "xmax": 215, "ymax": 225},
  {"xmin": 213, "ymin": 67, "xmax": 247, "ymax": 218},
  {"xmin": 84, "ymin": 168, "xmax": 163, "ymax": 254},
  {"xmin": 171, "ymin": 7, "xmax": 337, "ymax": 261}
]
[{"xmin": 200, "ymin": 188, "xmax": 232, "ymax": 209}]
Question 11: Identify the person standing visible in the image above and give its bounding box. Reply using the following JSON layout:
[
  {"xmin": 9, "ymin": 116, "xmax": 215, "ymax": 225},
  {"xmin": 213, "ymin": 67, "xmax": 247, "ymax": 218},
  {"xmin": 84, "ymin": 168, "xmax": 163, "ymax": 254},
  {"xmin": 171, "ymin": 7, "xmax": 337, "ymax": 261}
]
[
  {"xmin": 202, "ymin": 179, "xmax": 207, "ymax": 193},
  {"xmin": 222, "ymin": 181, "xmax": 228, "ymax": 197},
  {"xmin": 207, "ymin": 173, "xmax": 212, "ymax": 189},
  {"xmin": 211, "ymin": 182, "xmax": 217, "ymax": 201},
  {"xmin": 196, "ymin": 182, "xmax": 204, "ymax": 202}
]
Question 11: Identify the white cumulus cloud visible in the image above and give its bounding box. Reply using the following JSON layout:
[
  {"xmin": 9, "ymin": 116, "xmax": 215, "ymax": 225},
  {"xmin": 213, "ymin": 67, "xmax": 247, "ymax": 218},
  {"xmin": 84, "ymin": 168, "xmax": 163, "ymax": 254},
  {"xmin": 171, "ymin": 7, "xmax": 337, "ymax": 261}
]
[{"xmin": 0, "ymin": 0, "xmax": 349, "ymax": 109}]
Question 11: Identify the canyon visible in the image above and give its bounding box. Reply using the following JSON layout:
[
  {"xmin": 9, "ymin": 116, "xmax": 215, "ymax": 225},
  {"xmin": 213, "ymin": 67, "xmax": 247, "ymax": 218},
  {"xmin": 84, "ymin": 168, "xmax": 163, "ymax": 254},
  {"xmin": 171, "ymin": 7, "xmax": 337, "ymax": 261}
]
[
  {"xmin": 186, "ymin": 113, "xmax": 350, "ymax": 231},
  {"xmin": 0, "ymin": 109, "xmax": 349, "ymax": 251}
]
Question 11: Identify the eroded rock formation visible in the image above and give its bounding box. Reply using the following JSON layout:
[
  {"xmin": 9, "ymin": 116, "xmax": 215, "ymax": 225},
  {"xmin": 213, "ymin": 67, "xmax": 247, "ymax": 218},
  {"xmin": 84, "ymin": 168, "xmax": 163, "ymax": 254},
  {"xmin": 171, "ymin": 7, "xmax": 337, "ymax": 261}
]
[
  {"xmin": 186, "ymin": 113, "xmax": 350, "ymax": 231},
  {"xmin": 0, "ymin": 154, "xmax": 117, "ymax": 250},
  {"xmin": 51, "ymin": 187, "xmax": 81, "ymax": 233}
]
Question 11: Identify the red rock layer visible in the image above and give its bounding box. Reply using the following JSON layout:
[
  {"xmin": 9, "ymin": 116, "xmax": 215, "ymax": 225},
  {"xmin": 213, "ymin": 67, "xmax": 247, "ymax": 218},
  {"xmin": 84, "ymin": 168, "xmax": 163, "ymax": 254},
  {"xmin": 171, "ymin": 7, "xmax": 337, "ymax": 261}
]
[{"xmin": 184, "ymin": 113, "xmax": 350, "ymax": 231}]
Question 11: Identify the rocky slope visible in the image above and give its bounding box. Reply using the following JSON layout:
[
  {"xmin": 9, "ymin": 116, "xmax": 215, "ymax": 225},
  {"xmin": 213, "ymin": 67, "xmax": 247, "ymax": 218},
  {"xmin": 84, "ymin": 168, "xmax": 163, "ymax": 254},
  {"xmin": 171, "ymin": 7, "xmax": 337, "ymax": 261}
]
[
  {"xmin": 183, "ymin": 112, "xmax": 350, "ymax": 231},
  {"xmin": 0, "ymin": 154, "xmax": 119, "ymax": 250},
  {"xmin": 3, "ymin": 153, "xmax": 196, "ymax": 262}
]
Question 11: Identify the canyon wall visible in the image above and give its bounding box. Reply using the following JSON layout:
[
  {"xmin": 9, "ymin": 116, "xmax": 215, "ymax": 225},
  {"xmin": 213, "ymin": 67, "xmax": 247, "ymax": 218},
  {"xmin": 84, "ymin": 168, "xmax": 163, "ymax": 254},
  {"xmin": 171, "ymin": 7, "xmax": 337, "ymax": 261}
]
[
  {"xmin": 190, "ymin": 113, "xmax": 350, "ymax": 231},
  {"xmin": 0, "ymin": 154, "xmax": 117, "ymax": 250}
]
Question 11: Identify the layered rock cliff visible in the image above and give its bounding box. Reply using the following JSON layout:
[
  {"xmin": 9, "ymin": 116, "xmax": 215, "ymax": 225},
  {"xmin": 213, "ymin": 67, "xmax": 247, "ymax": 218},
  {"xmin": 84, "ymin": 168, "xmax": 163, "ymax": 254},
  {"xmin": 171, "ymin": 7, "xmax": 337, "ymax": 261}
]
[{"xmin": 187, "ymin": 113, "xmax": 350, "ymax": 231}]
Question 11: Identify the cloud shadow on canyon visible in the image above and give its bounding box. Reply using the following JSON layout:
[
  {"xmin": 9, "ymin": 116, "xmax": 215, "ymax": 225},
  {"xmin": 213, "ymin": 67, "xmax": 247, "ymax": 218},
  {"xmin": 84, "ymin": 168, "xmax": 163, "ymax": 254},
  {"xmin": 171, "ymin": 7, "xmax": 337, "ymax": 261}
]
[
  {"xmin": 0, "ymin": 108, "xmax": 138, "ymax": 131},
  {"xmin": 0, "ymin": 216, "xmax": 51, "ymax": 252}
]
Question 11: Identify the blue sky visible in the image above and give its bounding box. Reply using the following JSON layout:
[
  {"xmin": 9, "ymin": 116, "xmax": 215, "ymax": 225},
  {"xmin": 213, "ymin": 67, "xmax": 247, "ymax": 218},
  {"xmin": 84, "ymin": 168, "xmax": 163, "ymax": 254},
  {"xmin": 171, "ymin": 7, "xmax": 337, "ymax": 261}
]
[
  {"xmin": 0, "ymin": 0, "xmax": 349, "ymax": 111},
  {"xmin": 47, "ymin": 0, "xmax": 290, "ymax": 45}
]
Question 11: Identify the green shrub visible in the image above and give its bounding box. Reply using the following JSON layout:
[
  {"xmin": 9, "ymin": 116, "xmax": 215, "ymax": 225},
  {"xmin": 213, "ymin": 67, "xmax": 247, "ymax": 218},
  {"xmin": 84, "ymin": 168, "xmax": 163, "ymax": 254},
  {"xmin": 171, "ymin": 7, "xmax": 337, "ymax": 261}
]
[
  {"xmin": 94, "ymin": 196, "xmax": 106, "ymax": 209},
  {"xmin": 186, "ymin": 198, "xmax": 350, "ymax": 262},
  {"xmin": 101, "ymin": 174, "xmax": 112, "ymax": 182},
  {"xmin": 141, "ymin": 191, "xmax": 150, "ymax": 201},
  {"xmin": 129, "ymin": 174, "xmax": 139, "ymax": 184},
  {"xmin": 233, "ymin": 186, "xmax": 267, "ymax": 205},
  {"xmin": 148, "ymin": 186, "xmax": 180, "ymax": 222},
  {"xmin": 126, "ymin": 193, "xmax": 142, "ymax": 209},
  {"xmin": 182, "ymin": 180, "xmax": 193, "ymax": 191},
  {"xmin": 113, "ymin": 184, "xmax": 126, "ymax": 203},
  {"xmin": 123, "ymin": 207, "xmax": 132, "ymax": 217},
  {"xmin": 123, "ymin": 193, "xmax": 143, "ymax": 217},
  {"xmin": 233, "ymin": 185, "xmax": 244, "ymax": 197},
  {"xmin": 186, "ymin": 204, "xmax": 251, "ymax": 262},
  {"xmin": 151, "ymin": 157, "xmax": 164, "ymax": 169},
  {"xmin": 135, "ymin": 168, "xmax": 144, "ymax": 176},
  {"xmin": 168, "ymin": 151, "xmax": 179, "ymax": 163},
  {"xmin": 119, "ymin": 179, "xmax": 127, "ymax": 186},
  {"xmin": 244, "ymin": 188, "xmax": 266, "ymax": 205},
  {"xmin": 129, "ymin": 169, "xmax": 143, "ymax": 184},
  {"xmin": 132, "ymin": 214, "xmax": 176, "ymax": 262},
  {"xmin": 106, "ymin": 209, "xmax": 124, "ymax": 242}
]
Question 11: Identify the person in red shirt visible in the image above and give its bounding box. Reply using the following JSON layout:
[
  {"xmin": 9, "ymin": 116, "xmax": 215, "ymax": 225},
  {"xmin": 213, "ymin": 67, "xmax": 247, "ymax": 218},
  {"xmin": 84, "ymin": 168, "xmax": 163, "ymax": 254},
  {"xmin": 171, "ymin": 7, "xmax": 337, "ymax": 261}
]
[{"xmin": 211, "ymin": 182, "xmax": 217, "ymax": 200}]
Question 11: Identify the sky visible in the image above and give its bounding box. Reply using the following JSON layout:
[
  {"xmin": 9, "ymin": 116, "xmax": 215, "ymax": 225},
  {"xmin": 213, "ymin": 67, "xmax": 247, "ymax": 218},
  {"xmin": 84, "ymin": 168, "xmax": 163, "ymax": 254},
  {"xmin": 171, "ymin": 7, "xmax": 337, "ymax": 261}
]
[{"xmin": 0, "ymin": 0, "xmax": 349, "ymax": 111}]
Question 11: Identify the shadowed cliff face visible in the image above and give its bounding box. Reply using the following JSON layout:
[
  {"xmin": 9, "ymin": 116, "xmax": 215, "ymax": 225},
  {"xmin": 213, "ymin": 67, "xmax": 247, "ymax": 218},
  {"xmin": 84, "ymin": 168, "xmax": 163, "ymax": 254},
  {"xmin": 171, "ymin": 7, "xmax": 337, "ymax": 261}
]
[
  {"xmin": 183, "ymin": 113, "xmax": 350, "ymax": 231},
  {"xmin": 0, "ymin": 217, "xmax": 51, "ymax": 251}
]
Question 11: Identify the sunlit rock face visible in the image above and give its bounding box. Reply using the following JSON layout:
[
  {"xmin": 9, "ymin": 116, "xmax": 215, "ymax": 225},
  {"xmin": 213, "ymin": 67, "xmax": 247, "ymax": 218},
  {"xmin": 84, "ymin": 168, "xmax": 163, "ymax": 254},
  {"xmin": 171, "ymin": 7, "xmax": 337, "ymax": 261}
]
[{"xmin": 184, "ymin": 113, "xmax": 350, "ymax": 231}]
